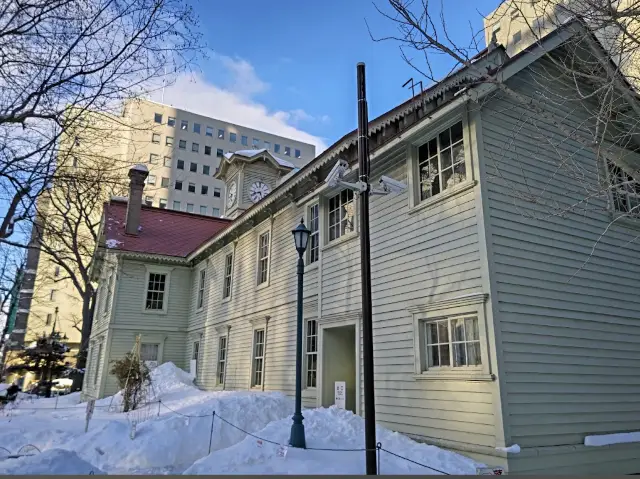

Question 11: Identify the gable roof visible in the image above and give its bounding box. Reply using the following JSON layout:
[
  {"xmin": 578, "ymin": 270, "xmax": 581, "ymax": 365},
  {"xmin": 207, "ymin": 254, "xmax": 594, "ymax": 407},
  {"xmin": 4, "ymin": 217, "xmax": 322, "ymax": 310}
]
[
  {"xmin": 215, "ymin": 149, "xmax": 295, "ymax": 179},
  {"xmin": 101, "ymin": 199, "xmax": 231, "ymax": 258}
]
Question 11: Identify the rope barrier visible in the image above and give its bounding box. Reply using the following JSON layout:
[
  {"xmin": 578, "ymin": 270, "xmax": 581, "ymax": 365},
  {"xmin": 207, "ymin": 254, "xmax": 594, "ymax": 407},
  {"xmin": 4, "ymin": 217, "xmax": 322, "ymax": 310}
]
[{"xmin": 380, "ymin": 446, "xmax": 451, "ymax": 475}]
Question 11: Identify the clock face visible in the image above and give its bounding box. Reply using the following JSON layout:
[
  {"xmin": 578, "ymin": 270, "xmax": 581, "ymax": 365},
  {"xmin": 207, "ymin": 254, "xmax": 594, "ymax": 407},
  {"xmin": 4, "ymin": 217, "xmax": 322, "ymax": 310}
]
[
  {"xmin": 250, "ymin": 181, "xmax": 270, "ymax": 203},
  {"xmin": 227, "ymin": 181, "xmax": 237, "ymax": 207}
]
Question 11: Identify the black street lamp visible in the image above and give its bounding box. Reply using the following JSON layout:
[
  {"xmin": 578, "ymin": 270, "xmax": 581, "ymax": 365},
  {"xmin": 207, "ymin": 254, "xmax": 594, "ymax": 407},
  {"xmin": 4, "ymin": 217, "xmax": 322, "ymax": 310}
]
[{"xmin": 289, "ymin": 218, "xmax": 311, "ymax": 449}]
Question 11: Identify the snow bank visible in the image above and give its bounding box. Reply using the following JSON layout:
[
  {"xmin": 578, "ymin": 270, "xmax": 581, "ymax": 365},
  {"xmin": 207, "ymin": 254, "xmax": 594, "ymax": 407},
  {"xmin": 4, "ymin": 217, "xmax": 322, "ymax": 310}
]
[
  {"xmin": 585, "ymin": 431, "xmax": 640, "ymax": 447},
  {"xmin": 0, "ymin": 449, "xmax": 104, "ymax": 475},
  {"xmin": 496, "ymin": 444, "xmax": 520, "ymax": 454},
  {"xmin": 148, "ymin": 361, "xmax": 195, "ymax": 398},
  {"xmin": 185, "ymin": 406, "xmax": 482, "ymax": 475},
  {"xmin": 64, "ymin": 390, "xmax": 294, "ymax": 474}
]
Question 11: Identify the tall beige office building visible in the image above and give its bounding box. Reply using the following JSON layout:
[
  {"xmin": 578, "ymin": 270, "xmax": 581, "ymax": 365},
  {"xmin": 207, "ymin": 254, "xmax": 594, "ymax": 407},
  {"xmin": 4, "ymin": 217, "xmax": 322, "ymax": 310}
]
[
  {"xmin": 5, "ymin": 99, "xmax": 316, "ymax": 382},
  {"xmin": 483, "ymin": 0, "xmax": 640, "ymax": 87}
]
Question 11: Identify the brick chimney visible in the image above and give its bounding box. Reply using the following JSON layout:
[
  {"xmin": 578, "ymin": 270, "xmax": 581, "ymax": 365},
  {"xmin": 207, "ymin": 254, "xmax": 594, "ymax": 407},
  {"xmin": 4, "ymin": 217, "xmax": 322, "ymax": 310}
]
[{"xmin": 125, "ymin": 164, "xmax": 149, "ymax": 235}]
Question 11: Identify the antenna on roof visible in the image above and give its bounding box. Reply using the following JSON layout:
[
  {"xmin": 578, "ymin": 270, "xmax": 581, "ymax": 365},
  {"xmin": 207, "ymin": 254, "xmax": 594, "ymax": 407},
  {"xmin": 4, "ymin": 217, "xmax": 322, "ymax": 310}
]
[{"xmin": 402, "ymin": 78, "xmax": 425, "ymax": 108}]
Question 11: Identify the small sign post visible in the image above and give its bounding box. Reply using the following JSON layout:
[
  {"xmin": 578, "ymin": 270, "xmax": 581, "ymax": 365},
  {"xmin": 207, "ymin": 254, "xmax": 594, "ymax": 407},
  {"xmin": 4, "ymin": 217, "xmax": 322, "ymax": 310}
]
[
  {"xmin": 334, "ymin": 381, "xmax": 346, "ymax": 409},
  {"xmin": 85, "ymin": 399, "xmax": 95, "ymax": 433},
  {"xmin": 476, "ymin": 466, "xmax": 506, "ymax": 475}
]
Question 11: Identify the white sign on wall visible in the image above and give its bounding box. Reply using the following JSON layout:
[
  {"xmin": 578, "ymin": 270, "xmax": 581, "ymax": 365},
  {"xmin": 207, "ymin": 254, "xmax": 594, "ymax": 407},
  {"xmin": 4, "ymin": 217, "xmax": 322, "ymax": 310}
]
[{"xmin": 334, "ymin": 381, "xmax": 346, "ymax": 409}]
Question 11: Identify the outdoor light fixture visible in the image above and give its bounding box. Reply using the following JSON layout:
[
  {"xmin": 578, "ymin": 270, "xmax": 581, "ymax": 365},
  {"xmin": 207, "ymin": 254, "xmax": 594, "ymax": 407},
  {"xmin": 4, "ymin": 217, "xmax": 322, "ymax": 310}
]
[
  {"xmin": 289, "ymin": 218, "xmax": 310, "ymax": 449},
  {"xmin": 292, "ymin": 218, "xmax": 311, "ymax": 254}
]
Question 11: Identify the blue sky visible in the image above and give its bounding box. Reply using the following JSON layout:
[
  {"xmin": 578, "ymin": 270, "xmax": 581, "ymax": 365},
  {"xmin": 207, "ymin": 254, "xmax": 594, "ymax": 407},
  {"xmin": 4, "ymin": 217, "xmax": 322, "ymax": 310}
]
[{"xmin": 162, "ymin": 0, "xmax": 502, "ymax": 151}]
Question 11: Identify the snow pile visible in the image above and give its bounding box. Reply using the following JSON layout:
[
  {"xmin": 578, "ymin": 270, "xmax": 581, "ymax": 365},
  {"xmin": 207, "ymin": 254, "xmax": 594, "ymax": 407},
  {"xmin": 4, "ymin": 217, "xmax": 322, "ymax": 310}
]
[
  {"xmin": 185, "ymin": 406, "xmax": 482, "ymax": 475},
  {"xmin": 148, "ymin": 361, "xmax": 195, "ymax": 399},
  {"xmin": 0, "ymin": 449, "xmax": 104, "ymax": 475},
  {"xmin": 496, "ymin": 444, "xmax": 521, "ymax": 454}
]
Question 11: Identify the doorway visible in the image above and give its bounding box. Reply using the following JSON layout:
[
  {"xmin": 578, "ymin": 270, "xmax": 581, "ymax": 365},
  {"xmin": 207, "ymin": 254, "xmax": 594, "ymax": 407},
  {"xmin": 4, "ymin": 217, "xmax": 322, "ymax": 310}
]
[{"xmin": 321, "ymin": 324, "xmax": 357, "ymax": 413}]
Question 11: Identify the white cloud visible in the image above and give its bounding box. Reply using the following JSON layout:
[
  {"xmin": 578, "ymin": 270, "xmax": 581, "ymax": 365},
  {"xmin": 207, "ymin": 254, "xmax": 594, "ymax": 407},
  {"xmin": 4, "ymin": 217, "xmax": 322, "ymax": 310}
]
[{"xmin": 152, "ymin": 56, "xmax": 328, "ymax": 153}]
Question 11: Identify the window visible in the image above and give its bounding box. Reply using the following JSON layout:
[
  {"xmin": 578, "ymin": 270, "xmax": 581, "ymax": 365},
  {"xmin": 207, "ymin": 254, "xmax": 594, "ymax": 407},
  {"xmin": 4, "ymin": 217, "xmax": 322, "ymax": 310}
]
[
  {"xmin": 168, "ymin": 117, "xmax": 176, "ymax": 127},
  {"xmin": 179, "ymin": 139, "xmax": 186, "ymax": 150},
  {"xmin": 211, "ymin": 187, "xmax": 221, "ymax": 198},
  {"xmin": 241, "ymin": 135, "xmax": 248, "ymax": 146},
  {"xmin": 152, "ymin": 133, "xmax": 160, "ymax": 144},
  {"xmin": 205, "ymin": 145, "xmax": 212, "ymax": 156},
  {"xmin": 491, "ymin": 22, "xmax": 501, "ymax": 33},
  {"xmin": 201, "ymin": 185, "xmax": 208, "ymax": 195},
  {"xmin": 164, "ymin": 156, "xmax": 172, "ymax": 167},
  {"xmin": 154, "ymin": 113, "xmax": 163, "ymax": 124},
  {"xmin": 188, "ymin": 182, "xmax": 196, "ymax": 193},
  {"xmin": 197, "ymin": 269, "xmax": 206, "ymax": 309},
  {"xmin": 217, "ymin": 336, "xmax": 227, "ymax": 385},
  {"xmin": 173, "ymin": 200, "xmax": 181, "ymax": 210},
  {"xmin": 140, "ymin": 343, "xmax": 159, "ymax": 368},
  {"xmin": 257, "ymin": 232, "xmax": 270, "ymax": 285},
  {"xmin": 72, "ymin": 156, "xmax": 78, "ymax": 168},
  {"xmin": 510, "ymin": 8, "xmax": 519, "ymax": 19},
  {"xmin": 181, "ymin": 120, "xmax": 188, "ymax": 130},
  {"xmin": 159, "ymin": 198, "xmax": 167, "ymax": 209},
  {"xmin": 190, "ymin": 162, "xmax": 198, "ymax": 173},
  {"xmin": 200, "ymin": 205, "xmax": 207, "ymax": 215},
  {"xmin": 94, "ymin": 343, "xmax": 103, "ymax": 385},
  {"xmin": 308, "ymin": 204, "xmax": 319, "ymax": 264},
  {"xmin": 175, "ymin": 180, "xmax": 183, "ymax": 190},
  {"xmin": 425, "ymin": 316, "xmax": 481, "ymax": 368},
  {"xmin": 145, "ymin": 273, "xmax": 166, "ymax": 310},
  {"xmin": 223, "ymin": 253, "xmax": 233, "ymax": 299},
  {"xmin": 205, "ymin": 126, "xmax": 213, "ymax": 137},
  {"xmin": 607, "ymin": 159, "xmax": 640, "ymax": 217},
  {"xmin": 144, "ymin": 195, "xmax": 153, "ymax": 205},
  {"xmin": 166, "ymin": 136, "xmax": 173, "ymax": 146},
  {"xmin": 54, "ymin": 266, "xmax": 60, "ymax": 277},
  {"xmin": 295, "ymin": 149, "xmax": 301, "ymax": 159},
  {"xmin": 203, "ymin": 165, "xmax": 211, "ymax": 175},
  {"xmin": 328, "ymin": 190, "xmax": 355, "ymax": 242},
  {"xmin": 213, "ymin": 207, "xmax": 220, "ymax": 216},
  {"xmin": 161, "ymin": 177, "xmax": 170, "ymax": 188},
  {"xmin": 284, "ymin": 146, "xmax": 291, "ymax": 156},
  {"xmin": 147, "ymin": 174, "xmax": 156, "ymax": 185},
  {"xmin": 251, "ymin": 329, "xmax": 265, "ymax": 387},
  {"xmin": 417, "ymin": 121, "xmax": 466, "ymax": 201},
  {"xmin": 264, "ymin": 141, "xmax": 271, "ymax": 151},
  {"xmin": 149, "ymin": 153, "xmax": 159, "ymax": 164},
  {"xmin": 193, "ymin": 123, "xmax": 201, "ymax": 134},
  {"xmin": 177, "ymin": 159, "xmax": 185, "ymax": 170},
  {"xmin": 230, "ymin": 132, "xmax": 237, "ymax": 143},
  {"xmin": 46, "ymin": 313, "xmax": 52, "ymax": 326},
  {"xmin": 512, "ymin": 30, "xmax": 522, "ymax": 44},
  {"xmin": 274, "ymin": 144, "xmax": 281, "ymax": 153},
  {"xmin": 218, "ymin": 129, "xmax": 225, "ymax": 139},
  {"xmin": 104, "ymin": 273, "xmax": 112, "ymax": 312},
  {"xmin": 192, "ymin": 341, "xmax": 200, "ymax": 375},
  {"xmin": 192, "ymin": 142, "xmax": 199, "ymax": 153},
  {"xmin": 216, "ymin": 148, "xmax": 223, "ymax": 158},
  {"xmin": 305, "ymin": 319, "xmax": 318, "ymax": 388},
  {"xmin": 252, "ymin": 138, "xmax": 260, "ymax": 147},
  {"xmin": 187, "ymin": 203, "xmax": 194, "ymax": 212}
]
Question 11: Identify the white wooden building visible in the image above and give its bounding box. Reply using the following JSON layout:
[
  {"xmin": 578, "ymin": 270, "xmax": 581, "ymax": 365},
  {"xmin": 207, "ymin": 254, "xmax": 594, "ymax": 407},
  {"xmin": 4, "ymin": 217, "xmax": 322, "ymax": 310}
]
[{"xmin": 84, "ymin": 22, "xmax": 640, "ymax": 474}]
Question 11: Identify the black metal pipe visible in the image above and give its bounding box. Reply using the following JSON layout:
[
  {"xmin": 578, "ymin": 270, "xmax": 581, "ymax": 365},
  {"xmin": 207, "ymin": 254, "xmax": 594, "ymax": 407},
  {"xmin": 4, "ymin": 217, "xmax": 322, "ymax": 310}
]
[
  {"xmin": 357, "ymin": 62, "xmax": 377, "ymax": 475},
  {"xmin": 289, "ymin": 254, "xmax": 306, "ymax": 448}
]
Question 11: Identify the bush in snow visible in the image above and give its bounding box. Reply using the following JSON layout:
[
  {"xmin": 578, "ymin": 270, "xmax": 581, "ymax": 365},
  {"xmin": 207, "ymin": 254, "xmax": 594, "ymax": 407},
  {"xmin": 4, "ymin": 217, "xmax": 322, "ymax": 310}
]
[{"xmin": 109, "ymin": 352, "xmax": 150, "ymax": 412}]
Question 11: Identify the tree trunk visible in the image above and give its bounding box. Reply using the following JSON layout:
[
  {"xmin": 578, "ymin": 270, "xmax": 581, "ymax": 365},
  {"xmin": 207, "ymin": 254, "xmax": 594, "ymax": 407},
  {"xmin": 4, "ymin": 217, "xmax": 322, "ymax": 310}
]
[{"xmin": 76, "ymin": 289, "xmax": 96, "ymax": 370}]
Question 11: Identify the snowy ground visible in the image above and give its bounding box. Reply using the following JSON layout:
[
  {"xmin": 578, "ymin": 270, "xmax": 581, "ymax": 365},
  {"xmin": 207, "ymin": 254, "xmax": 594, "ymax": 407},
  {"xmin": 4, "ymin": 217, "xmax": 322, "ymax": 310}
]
[{"xmin": 0, "ymin": 363, "xmax": 482, "ymax": 475}]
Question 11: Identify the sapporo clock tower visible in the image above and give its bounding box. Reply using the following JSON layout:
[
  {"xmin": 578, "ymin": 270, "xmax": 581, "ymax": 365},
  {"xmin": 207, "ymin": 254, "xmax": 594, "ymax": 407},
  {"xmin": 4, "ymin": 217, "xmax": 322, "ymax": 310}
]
[{"xmin": 214, "ymin": 149, "xmax": 296, "ymax": 220}]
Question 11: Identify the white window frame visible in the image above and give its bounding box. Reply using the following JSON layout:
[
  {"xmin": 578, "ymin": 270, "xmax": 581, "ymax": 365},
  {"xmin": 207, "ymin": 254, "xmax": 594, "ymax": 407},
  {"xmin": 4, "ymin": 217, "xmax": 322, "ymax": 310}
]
[
  {"xmin": 93, "ymin": 342, "xmax": 103, "ymax": 386},
  {"xmin": 196, "ymin": 268, "xmax": 206, "ymax": 311},
  {"xmin": 307, "ymin": 203, "xmax": 320, "ymax": 266},
  {"xmin": 192, "ymin": 340, "xmax": 200, "ymax": 376},
  {"xmin": 326, "ymin": 189, "xmax": 356, "ymax": 245},
  {"xmin": 140, "ymin": 342, "xmax": 160, "ymax": 369},
  {"xmin": 217, "ymin": 334, "xmax": 227, "ymax": 386},
  {"xmin": 407, "ymin": 113, "xmax": 475, "ymax": 213},
  {"xmin": 409, "ymin": 293, "xmax": 493, "ymax": 381},
  {"xmin": 249, "ymin": 319, "xmax": 268, "ymax": 388},
  {"xmin": 103, "ymin": 271, "xmax": 113, "ymax": 315},
  {"xmin": 603, "ymin": 146, "xmax": 640, "ymax": 220},
  {"xmin": 222, "ymin": 252, "xmax": 234, "ymax": 301},
  {"xmin": 142, "ymin": 266, "xmax": 172, "ymax": 314},
  {"xmin": 256, "ymin": 227, "xmax": 272, "ymax": 289},
  {"xmin": 304, "ymin": 318, "xmax": 318, "ymax": 389}
]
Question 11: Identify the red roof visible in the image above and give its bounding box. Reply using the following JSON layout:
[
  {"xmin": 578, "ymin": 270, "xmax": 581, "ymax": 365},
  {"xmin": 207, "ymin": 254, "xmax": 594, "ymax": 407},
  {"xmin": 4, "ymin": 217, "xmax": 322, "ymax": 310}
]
[{"xmin": 102, "ymin": 199, "xmax": 231, "ymax": 257}]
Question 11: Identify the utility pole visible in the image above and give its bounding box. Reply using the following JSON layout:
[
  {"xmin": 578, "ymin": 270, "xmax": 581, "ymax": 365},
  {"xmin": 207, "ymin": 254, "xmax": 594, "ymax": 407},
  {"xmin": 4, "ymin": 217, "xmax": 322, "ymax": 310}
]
[{"xmin": 357, "ymin": 62, "xmax": 377, "ymax": 475}]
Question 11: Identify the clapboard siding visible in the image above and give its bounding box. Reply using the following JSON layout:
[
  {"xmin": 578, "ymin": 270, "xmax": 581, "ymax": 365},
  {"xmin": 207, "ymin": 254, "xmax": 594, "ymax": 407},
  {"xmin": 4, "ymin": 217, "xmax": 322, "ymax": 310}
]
[{"xmin": 482, "ymin": 57, "xmax": 640, "ymax": 455}]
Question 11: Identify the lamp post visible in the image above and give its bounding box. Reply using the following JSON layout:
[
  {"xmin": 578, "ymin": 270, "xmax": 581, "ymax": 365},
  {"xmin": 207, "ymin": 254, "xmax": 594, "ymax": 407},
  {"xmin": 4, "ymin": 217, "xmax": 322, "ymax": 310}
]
[{"xmin": 289, "ymin": 218, "xmax": 311, "ymax": 449}]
